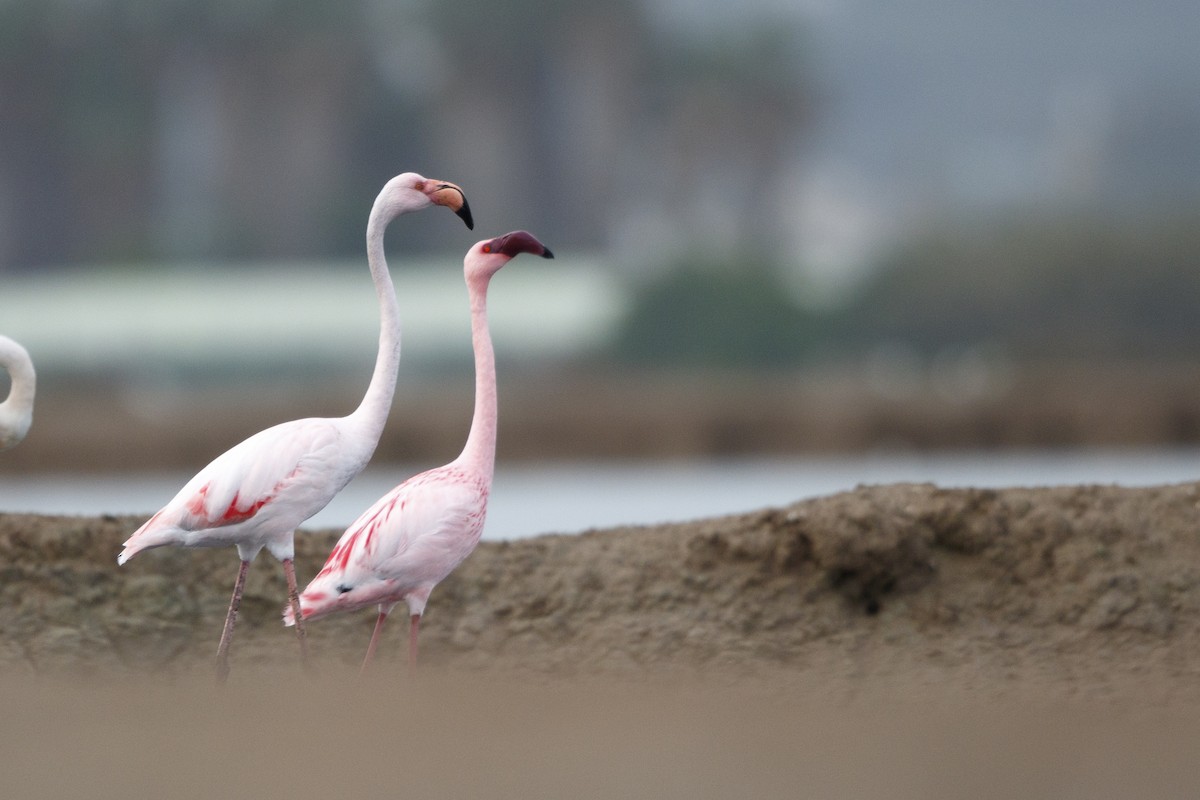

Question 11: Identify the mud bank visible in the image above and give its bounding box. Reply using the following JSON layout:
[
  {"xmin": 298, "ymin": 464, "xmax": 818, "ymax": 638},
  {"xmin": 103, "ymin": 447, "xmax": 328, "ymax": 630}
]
[
  {"xmin": 3, "ymin": 481, "xmax": 1200, "ymax": 696},
  {"xmin": 5, "ymin": 482, "xmax": 1200, "ymax": 798}
]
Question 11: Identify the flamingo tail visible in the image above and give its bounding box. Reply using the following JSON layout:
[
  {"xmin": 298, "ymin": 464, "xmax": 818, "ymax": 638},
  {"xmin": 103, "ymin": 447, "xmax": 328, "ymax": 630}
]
[
  {"xmin": 116, "ymin": 516, "xmax": 175, "ymax": 565},
  {"xmin": 282, "ymin": 597, "xmax": 321, "ymax": 627}
]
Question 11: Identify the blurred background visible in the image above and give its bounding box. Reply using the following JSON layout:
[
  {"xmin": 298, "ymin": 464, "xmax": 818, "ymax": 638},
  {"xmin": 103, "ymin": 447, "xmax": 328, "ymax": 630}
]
[{"xmin": 0, "ymin": 0, "xmax": 1198, "ymax": 534}]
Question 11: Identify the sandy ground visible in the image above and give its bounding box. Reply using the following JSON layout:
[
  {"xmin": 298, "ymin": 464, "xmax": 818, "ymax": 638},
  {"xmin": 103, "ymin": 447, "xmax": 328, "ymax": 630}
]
[{"xmin": 3, "ymin": 481, "xmax": 1200, "ymax": 796}]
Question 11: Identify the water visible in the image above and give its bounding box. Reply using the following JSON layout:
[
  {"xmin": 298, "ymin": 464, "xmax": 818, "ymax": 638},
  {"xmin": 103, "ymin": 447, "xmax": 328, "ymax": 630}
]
[{"xmin": 2, "ymin": 449, "xmax": 1198, "ymax": 540}]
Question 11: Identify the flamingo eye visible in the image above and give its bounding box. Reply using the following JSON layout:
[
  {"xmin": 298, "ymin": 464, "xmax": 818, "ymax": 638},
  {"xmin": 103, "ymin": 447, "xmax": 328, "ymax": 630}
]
[
  {"xmin": 482, "ymin": 244, "xmax": 492, "ymax": 253},
  {"xmin": 336, "ymin": 584, "xmax": 353, "ymax": 594}
]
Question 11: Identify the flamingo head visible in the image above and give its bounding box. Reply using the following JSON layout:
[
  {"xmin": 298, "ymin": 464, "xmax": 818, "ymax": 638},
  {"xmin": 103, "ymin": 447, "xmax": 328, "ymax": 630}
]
[
  {"xmin": 284, "ymin": 571, "xmax": 399, "ymax": 626},
  {"xmin": 465, "ymin": 230, "xmax": 554, "ymax": 282},
  {"xmin": 378, "ymin": 172, "xmax": 474, "ymax": 229}
]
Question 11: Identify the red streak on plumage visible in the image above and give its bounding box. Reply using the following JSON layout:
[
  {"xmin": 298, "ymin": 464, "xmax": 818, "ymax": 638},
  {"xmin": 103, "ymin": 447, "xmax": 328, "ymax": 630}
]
[
  {"xmin": 319, "ymin": 532, "xmax": 360, "ymax": 578},
  {"xmin": 219, "ymin": 491, "xmax": 270, "ymax": 524},
  {"xmin": 362, "ymin": 510, "xmax": 386, "ymax": 555},
  {"xmin": 183, "ymin": 483, "xmax": 273, "ymax": 527},
  {"xmin": 317, "ymin": 500, "xmax": 392, "ymax": 578},
  {"xmin": 186, "ymin": 484, "xmax": 210, "ymax": 517}
]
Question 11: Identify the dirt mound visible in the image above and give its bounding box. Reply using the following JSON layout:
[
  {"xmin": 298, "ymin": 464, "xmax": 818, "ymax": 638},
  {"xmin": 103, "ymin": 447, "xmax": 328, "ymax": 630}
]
[{"xmin": 3, "ymin": 481, "xmax": 1200, "ymax": 696}]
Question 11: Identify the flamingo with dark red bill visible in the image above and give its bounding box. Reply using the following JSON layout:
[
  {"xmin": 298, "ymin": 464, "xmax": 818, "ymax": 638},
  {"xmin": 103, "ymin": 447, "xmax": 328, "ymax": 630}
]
[
  {"xmin": 118, "ymin": 173, "xmax": 473, "ymax": 682},
  {"xmin": 285, "ymin": 231, "xmax": 554, "ymax": 673}
]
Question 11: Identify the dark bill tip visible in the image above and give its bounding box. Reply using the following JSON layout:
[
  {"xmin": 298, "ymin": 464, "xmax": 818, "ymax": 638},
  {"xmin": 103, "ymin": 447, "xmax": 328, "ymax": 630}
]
[{"xmin": 456, "ymin": 198, "xmax": 474, "ymax": 230}]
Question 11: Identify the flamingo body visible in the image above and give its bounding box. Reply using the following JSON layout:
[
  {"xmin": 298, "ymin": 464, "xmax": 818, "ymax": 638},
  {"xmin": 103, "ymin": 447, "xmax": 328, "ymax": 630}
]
[
  {"xmin": 0, "ymin": 335, "xmax": 35, "ymax": 452},
  {"xmin": 287, "ymin": 230, "xmax": 554, "ymax": 671},
  {"xmin": 119, "ymin": 416, "xmax": 367, "ymax": 563},
  {"xmin": 288, "ymin": 463, "xmax": 488, "ymax": 622},
  {"xmin": 117, "ymin": 172, "xmax": 473, "ymax": 679}
]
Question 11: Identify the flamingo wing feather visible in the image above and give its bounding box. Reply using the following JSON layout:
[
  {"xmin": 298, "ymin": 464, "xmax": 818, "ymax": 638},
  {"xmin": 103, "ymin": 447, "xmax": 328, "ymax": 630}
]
[
  {"xmin": 295, "ymin": 470, "xmax": 487, "ymax": 621},
  {"xmin": 173, "ymin": 419, "xmax": 342, "ymax": 530},
  {"xmin": 338, "ymin": 475, "xmax": 481, "ymax": 576},
  {"xmin": 120, "ymin": 418, "xmax": 346, "ymax": 562}
]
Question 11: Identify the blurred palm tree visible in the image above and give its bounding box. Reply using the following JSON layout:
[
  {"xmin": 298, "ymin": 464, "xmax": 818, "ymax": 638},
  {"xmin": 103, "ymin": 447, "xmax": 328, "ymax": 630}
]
[{"xmin": 0, "ymin": 0, "xmax": 815, "ymax": 270}]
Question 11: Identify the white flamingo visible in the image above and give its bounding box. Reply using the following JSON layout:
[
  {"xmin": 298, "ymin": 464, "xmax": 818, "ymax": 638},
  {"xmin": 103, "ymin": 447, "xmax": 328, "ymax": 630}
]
[
  {"xmin": 0, "ymin": 335, "xmax": 35, "ymax": 451},
  {"xmin": 118, "ymin": 173, "xmax": 473, "ymax": 682},
  {"xmin": 286, "ymin": 231, "xmax": 554, "ymax": 673}
]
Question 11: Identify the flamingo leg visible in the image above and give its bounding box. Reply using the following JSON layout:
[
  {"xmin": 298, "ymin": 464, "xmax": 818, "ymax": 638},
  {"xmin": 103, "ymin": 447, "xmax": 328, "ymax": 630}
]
[
  {"xmin": 215, "ymin": 559, "xmax": 250, "ymax": 684},
  {"xmin": 361, "ymin": 609, "xmax": 389, "ymax": 674},
  {"xmin": 281, "ymin": 558, "xmax": 313, "ymax": 674},
  {"xmin": 408, "ymin": 613, "xmax": 421, "ymax": 672}
]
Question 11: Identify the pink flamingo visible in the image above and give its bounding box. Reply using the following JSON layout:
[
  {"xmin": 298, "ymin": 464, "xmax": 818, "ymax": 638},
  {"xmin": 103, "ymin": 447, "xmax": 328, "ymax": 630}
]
[
  {"xmin": 118, "ymin": 173, "xmax": 473, "ymax": 682},
  {"xmin": 285, "ymin": 231, "xmax": 554, "ymax": 672},
  {"xmin": 0, "ymin": 335, "xmax": 35, "ymax": 452}
]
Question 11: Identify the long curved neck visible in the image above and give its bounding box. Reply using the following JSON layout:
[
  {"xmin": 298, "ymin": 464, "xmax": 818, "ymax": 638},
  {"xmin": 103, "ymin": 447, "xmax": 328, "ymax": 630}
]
[
  {"xmin": 456, "ymin": 274, "xmax": 498, "ymax": 480},
  {"xmin": 0, "ymin": 339, "xmax": 35, "ymax": 446},
  {"xmin": 347, "ymin": 204, "xmax": 402, "ymax": 446}
]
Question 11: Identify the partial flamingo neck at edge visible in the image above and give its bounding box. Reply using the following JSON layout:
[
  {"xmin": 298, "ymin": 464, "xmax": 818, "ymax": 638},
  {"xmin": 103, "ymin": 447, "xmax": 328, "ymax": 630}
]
[{"xmin": 0, "ymin": 339, "xmax": 35, "ymax": 440}]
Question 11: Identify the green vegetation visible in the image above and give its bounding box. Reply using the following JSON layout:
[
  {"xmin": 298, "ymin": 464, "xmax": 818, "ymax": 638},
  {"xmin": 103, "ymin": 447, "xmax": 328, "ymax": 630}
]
[
  {"xmin": 842, "ymin": 212, "xmax": 1200, "ymax": 359},
  {"xmin": 610, "ymin": 257, "xmax": 824, "ymax": 368},
  {"xmin": 608, "ymin": 212, "xmax": 1200, "ymax": 367}
]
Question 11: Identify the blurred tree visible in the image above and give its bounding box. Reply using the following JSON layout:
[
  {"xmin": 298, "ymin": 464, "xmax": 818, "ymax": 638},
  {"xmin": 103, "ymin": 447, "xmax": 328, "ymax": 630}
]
[
  {"xmin": 840, "ymin": 213, "xmax": 1200, "ymax": 359},
  {"xmin": 0, "ymin": 0, "xmax": 385, "ymax": 265},
  {"xmin": 0, "ymin": 0, "xmax": 816, "ymax": 269},
  {"xmin": 408, "ymin": 1, "xmax": 814, "ymax": 258},
  {"xmin": 609, "ymin": 254, "xmax": 823, "ymax": 367},
  {"xmin": 644, "ymin": 23, "xmax": 812, "ymax": 256}
]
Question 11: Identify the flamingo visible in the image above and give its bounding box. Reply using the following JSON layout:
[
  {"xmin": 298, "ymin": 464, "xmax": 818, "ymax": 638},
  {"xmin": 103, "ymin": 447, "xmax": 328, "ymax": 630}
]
[
  {"xmin": 118, "ymin": 172, "xmax": 473, "ymax": 682},
  {"xmin": 0, "ymin": 335, "xmax": 35, "ymax": 451},
  {"xmin": 285, "ymin": 231, "xmax": 554, "ymax": 672}
]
